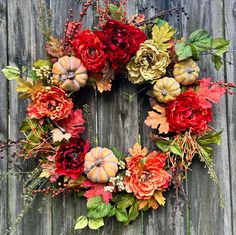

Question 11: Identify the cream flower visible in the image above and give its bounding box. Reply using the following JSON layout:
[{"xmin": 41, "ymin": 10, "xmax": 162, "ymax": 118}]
[{"xmin": 127, "ymin": 40, "xmax": 170, "ymax": 84}]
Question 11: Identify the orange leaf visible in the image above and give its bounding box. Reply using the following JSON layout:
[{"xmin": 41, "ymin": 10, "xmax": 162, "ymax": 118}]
[
  {"xmin": 138, "ymin": 197, "xmax": 159, "ymax": 210},
  {"xmin": 144, "ymin": 105, "xmax": 169, "ymax": 134},
  {"xmin": 128, "ymin": 143, "xmax": 148, "ymax": 157}
]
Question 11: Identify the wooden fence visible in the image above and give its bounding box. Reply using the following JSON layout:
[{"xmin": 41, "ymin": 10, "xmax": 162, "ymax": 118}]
[{"xmin": 0, "ymin": 0, "xmax": 235, "ymax": 234}]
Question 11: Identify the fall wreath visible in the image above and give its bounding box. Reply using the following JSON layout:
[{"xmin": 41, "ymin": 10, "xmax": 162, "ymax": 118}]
[{"xmin": 1, "ymin": 0, "xmax": 235, "ymax": 232}]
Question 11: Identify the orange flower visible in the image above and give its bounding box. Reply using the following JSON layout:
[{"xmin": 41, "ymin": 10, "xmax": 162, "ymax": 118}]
[
  {"xmin": 124, "ymin": 147, "xmax": 170, "ymax": 201},
  {"xmin": 27, "ymin": 86, "xmax": 73, "ymax": 121}
]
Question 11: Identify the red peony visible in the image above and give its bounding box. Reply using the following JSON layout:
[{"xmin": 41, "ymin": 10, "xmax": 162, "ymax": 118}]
[
  {"xmin": 124, "ymin": 151, "xmax": 170, "ymax": 200},
  {"xmin": 55, "ymin": 138, "xmax": 90, "ymax": 179},
  {"xmin": 27, "ymin": 86, "xmax": 73, "ymax": 121},
  {"xmin": 72, "ymin": 29, "xmax": 107, "ymax": 73},
  {"xmin": 59, "ymin": 109, "xmax": 85, "ymax": 138},
  {"xmin": 165, "ymin": 90, "xmax": 212, "ymax": 134},
  {"xmin": 95, "ymin": 19, "xmax": 146, "ymax": 70}
]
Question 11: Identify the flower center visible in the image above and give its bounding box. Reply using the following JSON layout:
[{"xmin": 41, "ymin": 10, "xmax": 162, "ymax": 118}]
[{"xmin": 88, "ymin": 47, "xmax": 95, "ymax": 56}]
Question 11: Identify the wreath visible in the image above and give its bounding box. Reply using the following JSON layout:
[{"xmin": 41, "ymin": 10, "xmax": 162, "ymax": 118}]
[{"xmin": 1, "ymin": 0, "xmax": 235, "ymax": 232}]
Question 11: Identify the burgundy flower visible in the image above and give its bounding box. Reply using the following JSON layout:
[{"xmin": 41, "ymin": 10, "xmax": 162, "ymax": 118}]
[
  {"xmin": 95, "ymin": 19, "xmax": 146, "ymax": 70},
  {"xmin": 165, "ymin": 90, "xmax": 212, "ymax": 134},
  {"xmin": 55, "ymin": 138, "xmax": 90, "ymax": 179}
]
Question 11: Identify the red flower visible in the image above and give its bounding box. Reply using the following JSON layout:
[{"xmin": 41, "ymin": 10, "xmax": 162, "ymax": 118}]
[
  {"xmin": 95, "ymin": 19, "xmax": 146, "ymax": 70},
  {"xmin": 55, "ymin": 138, "xmax": 90, "ymax": 179},
  {"xmin": 59, "ymin": 109, "xmax": 85, "ymax": 138},
  {"xmin": 124, "ymin": 151, "xmax": 170, "ymax": 200},
  {"xmin": 72, "ymin": 29, "xmax": 107, "ymax": 73},
  {"xmin": 165, "ymin": 90, "xmax": 212, "ymax": 134},
  {"xmin": 27, "ymin": 86, "xmax": 73, "ymax": 121}
]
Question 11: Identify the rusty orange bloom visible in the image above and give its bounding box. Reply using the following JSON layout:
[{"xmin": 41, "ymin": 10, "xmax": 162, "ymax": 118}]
[
  {"xmin": 124, "ymin": 147, "xmax": 170, "ymax": 200},
  {"xmin": 27, "ymin": 86, "xmax": 73, "ymax": 121}
]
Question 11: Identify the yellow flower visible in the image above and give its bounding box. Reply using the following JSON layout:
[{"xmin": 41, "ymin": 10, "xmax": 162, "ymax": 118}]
[{"xmin": 127, "ymin": 40, "xmax": 170, "ymax": 84}]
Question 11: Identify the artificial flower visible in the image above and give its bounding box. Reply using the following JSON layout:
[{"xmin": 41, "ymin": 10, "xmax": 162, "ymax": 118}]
[
  {"xmin": 55, "ymin": 138, "xmax": 90, "ymax": 179},
  {"xmin": 72, "ymin": 29, "xmax": 107, "ymax": 73},
  {"xmin": 40, "ymin": 155, "xmax": 59, "ymax": 182},
  {"xmin": 124, "ymin": 149, "xmax": 170, "ymax": 200},
  {"xmin": 165, "ymin": 90, "xmax": 212, "ymax": 133},
  {"xmin": 127, "ymin": 40, "xmax": 171, "ymax": 84},
  {"xmin": 95, "ymin": 19, "xmax": 146, "ymax": 70},
  {"xmin": 27, "ymin": 86, "xmax": 73, "ymax": 121},
  {"xmin": 59, "ymin": 109, "xmax": 85, "ymax": 138}
]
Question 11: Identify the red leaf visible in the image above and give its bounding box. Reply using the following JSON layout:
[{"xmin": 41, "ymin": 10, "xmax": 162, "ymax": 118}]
[
  {"xmin": 82, "ymin": 180, "xmax": 112, "ymax": 204},
  {"xmin": 59, "ymin": 109, "xmax": 85, "ymax": 138},
  {"xmin": 196, "ymin": 78, "xmax": 226, "ymax": 108}
]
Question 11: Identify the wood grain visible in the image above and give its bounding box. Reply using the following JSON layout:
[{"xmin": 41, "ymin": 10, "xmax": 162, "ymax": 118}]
[{"xmin": 0, "ymin": 0, "xmax": 235, "ymax": 234}]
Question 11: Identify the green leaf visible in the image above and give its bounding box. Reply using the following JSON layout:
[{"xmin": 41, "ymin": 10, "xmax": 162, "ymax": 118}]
[
  {"xmin": 189, "ymin": 29, "xmax": 213, "ymax": 52},
  {"xmin": 126, "ymin": 200, "xmax": 139, "ymax": 225},
  {"xmin": 117, "ymin": 194, "xmax": 135, "ymax": 209},
  {"xmin": 156, "ymin": 139, "xmax": 171, "ymax": 152},
  {"xmin": 197, "ymin": 131, "xmax": 222, "ymax": 146},
  {"xmin": 87, "ymin": 200, "xmax": 112, "ymax": 219},
  {"xmin": 111, "ymin": 147, "xmax": 124, "ymax": 160},
  {"xmin": 74, "ymin": 216, "xmax": 88, "ymax": 230},
  {"xmin": 33, "ymin": 59, "xmax": 51, "ymax": 68},
  {"xmin": 175, "ymin": 42, "xmax": 193, "ymax": 61},
  {"xmin": 190, "ymin": 44, "xmax": 200, "ymax": 60},
  {"xmin": 115, "ymin": 208, "xmax": 129, "ymax": 222},
  {"xmin": 88, "ymin": 218, "xmax": 104, "ymax": 230},
  {"xmin": 211, "ymin": 55, "xmax": 223, "ymax": 70},
  {"xmin": 109, "ymin": 4, "xmax": 124, "ymax": 20},
  {"xmin": 2, "ymin": 66, "xmax": 21, "ymax": 80},
  {"xmin": 170, "ymin": 143, "xmax": 183, "ymax": 156},
  {"xmin": 87, "ymin": 196, "xmax": 103, "ymax": 210},
  {"xmin": 107, "ymin": 207, "xmax": 116, "ymax": 217},
  {"xmin": 212, "ymin": 38, "xmax": 230, "ymax": 55}
]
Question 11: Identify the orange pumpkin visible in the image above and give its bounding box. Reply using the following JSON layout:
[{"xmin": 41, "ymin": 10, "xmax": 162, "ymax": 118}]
[
  {"xmin": 52, "ymin": 56, "xmax": 88, "ymax": 91},
  {"xmin": 84, "ymin": 147, "xmax": 119, "ymax": 183}
]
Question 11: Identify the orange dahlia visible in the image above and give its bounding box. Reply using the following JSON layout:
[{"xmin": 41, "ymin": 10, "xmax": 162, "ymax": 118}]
[
  {"xmin": 124, "ymin": 149, "xmax": 170, "ymax": 200},
  {"xmin": 27, "ymin": 86, "xmax": 73, "ymax": 121}
]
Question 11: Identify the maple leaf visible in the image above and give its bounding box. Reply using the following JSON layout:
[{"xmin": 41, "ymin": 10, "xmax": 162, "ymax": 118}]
[
  {"xmin": 152, "ymin": 23, "xmax": 176, "ymax": 51},
  {"xmin": 16, "ymin": 78, "xmax": 43, "ymax": 98},
  {"xmin": 59, "ymin": 109, "xmax": 85, "ymax": 138},
  {"xmin": 196, "ymin": 78, "xmax": 226, "ymax": 108},
  {"xmin": 82, "ymin": 180, "xmax": 112, "ymax": 204},
  {"xmin": 144, "ymin": 105, "xmax": 169, "ymax": 134},
  {"xmin": 51, "ymin": 128, "xmax": 71, "ymax": 143},
  {"xmin": 45, "ymin": 36, "xmax": 69, "ymax": 58},
  {"xmin": 128, "ymin": 143, "xmax": 148, "ymax": 157}
]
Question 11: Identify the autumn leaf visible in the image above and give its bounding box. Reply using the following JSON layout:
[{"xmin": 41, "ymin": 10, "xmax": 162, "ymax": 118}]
[
  {"xmin": 152, "ymin": 23, "xmax": 176, "ymax": 51},
  {"xmin": 82, "ymin": 180, "xmax": 112, "ymax": 204},
  {"xmin": 45, "ymin": 36, "xmax": 69, "ymax": 58},
  {"xmin": 16, "ymin": 78, "xmax": 43, "ymax": 98},
  {"xmin": 138, "ymin": 197, "xmax": 158, "ymax": 210},
  {"xmin": 128, "ymin": 143, "xmax": 148, "ymax": 157},
  {"xmin": 144, "ymin": 105, "xmax": 169, "ymax": 134},
  {"xmin": 96, "ymin": 79, "xmax": 112, "ymax": 93},
  {"xmin": 196, "ymin": 77, "xmax": 226, "ymax": 108},
  {"xmin": 51, "ymin": 128, "xmax": 71, "ymax": 143},
  {"xmin": 153, "ymin": 191, "xmax": 166, "ymax": 206}
]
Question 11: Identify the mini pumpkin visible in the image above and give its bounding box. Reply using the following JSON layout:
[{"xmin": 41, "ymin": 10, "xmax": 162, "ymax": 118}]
[
  {"xmin": 52, "ymin": 56, "xmax": 88, "ymax": 91},
  {"xmin": 153, "ymin": 77, "xmax": 181, "ymax": 103},
  {"xmin": 173, "ymin": 59, "xmax": 200, "ymax": 85},
  {"xmin": 84, "ymin": 147, "xmax": 119, "ymax": 183}
]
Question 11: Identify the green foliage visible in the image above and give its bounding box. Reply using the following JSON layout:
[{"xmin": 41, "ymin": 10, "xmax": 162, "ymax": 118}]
[
  {"xmin": 156, "ymin": 139, "xmax": 171, "ymax": 152},
  {"xmin": 86, "ymin": 196, "xmax": 112, "ymax": 220},
  {"xmin": 74, "ymin": 216, "xmax": 88, "ymax": 230},
  {"xmin": 108, "ymin": 4, "xmax": 124, "ymax": 20},
  {"xmin": 175, "ymin": 29, "xmax": 229, "ymax": 70},
  {"xmin": 170, "ymin": 143, "xmax": 183, "ymax": 156},
  {"xmin": 2, "ymin": 66, "xmax": 21, "ymax": 80},
  {"xmin": 111, "ymin": 147, "xmax": 124, "ymax": 160},
  {"xmin": 88, "ymin": 218, "xmax": 104, "ymax": 230},
  {"xmin": 115, "ymin": 208, "xmax": 128, "ymax": 222},
  {"xmin": 33, "ymin": 59, "xmax": 51, "ymax": 68}
]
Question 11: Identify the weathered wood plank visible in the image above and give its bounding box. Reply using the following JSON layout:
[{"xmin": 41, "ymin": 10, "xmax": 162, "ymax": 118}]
[
  {"xmin": 7, "ymin": 0, "xmax": 52, "ymax": 234},
  {"xmin": 224, "ymin": 0, "xmax": 236, "ymax": 234},
  {"xmin": 0, "ymin": 0, "xmax": 8, "ymax": 234},
  {"xmin": 181, "ymin": 0, "xmax": 232, "ymax": 234}
]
